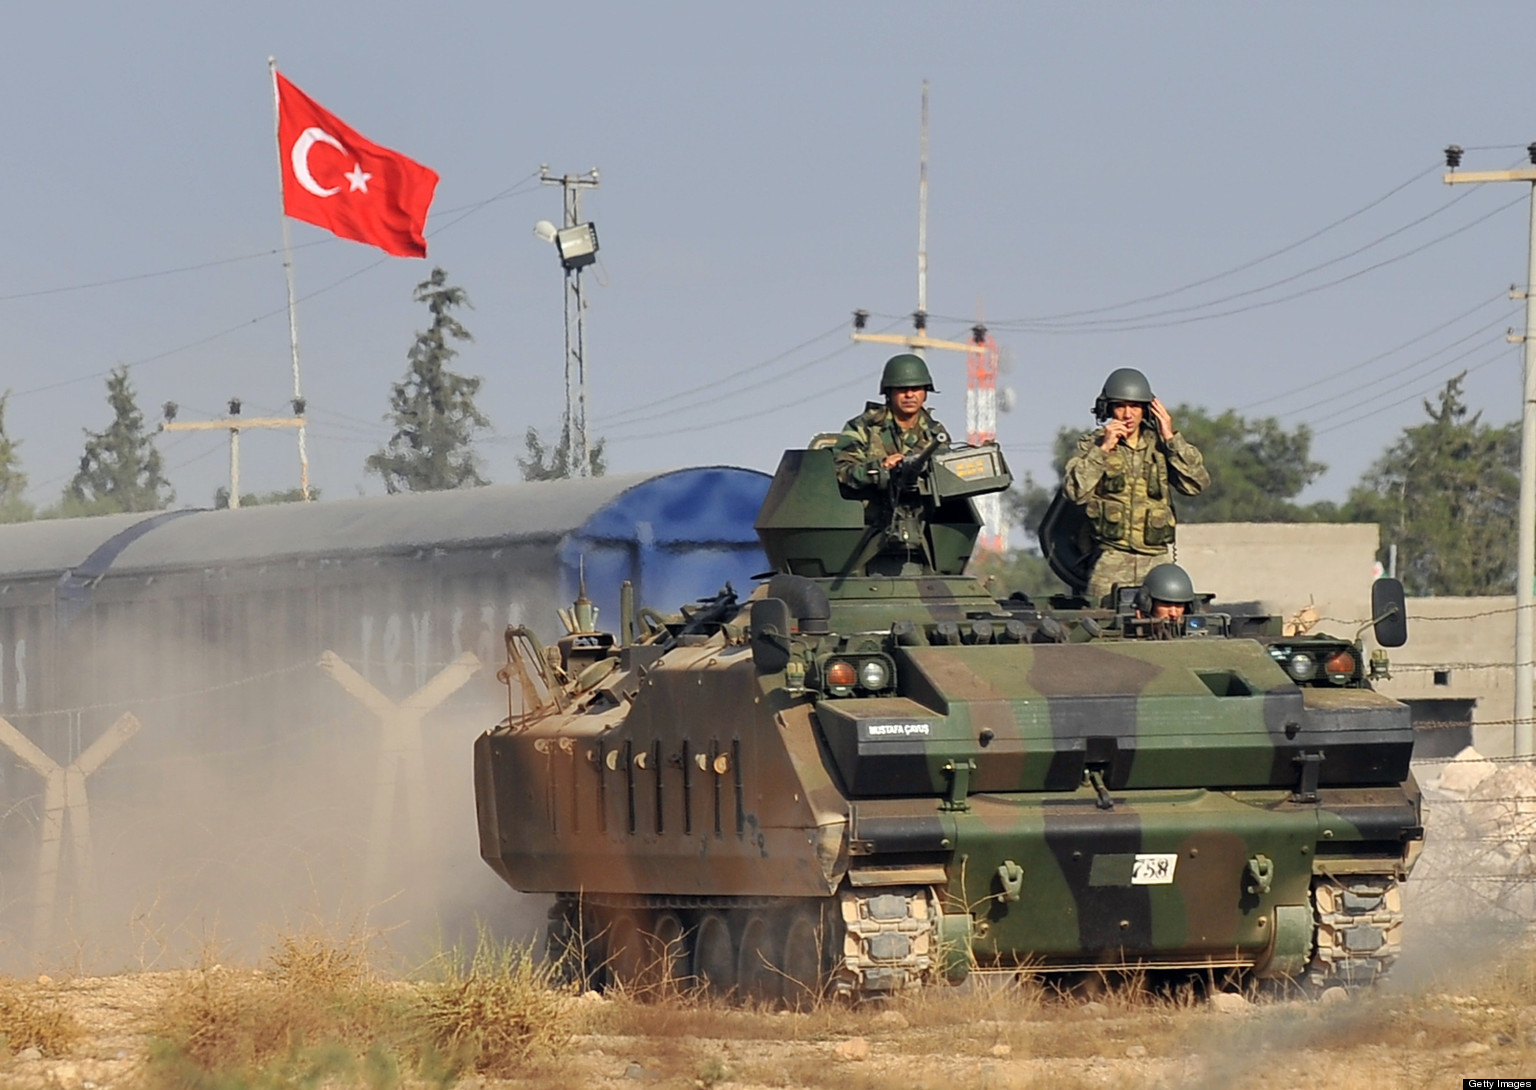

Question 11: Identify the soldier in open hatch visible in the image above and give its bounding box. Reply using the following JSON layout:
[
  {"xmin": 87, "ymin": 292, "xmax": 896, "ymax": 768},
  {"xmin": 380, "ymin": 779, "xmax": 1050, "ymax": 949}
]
[
  {"xmin": 833, "ymin": 353, "xmax": 951, "ymax": 494},
  {"xmin": 1139, "ymin": 563, "xmax": 1197, "ymax": 621},
  {"xmin": 1064, "ymin": 367, "xmax": 1209, "ymax": 605}
]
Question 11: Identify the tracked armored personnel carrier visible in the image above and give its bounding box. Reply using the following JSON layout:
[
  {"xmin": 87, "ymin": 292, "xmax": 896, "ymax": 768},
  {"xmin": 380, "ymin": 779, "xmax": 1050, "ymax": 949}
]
[{"xmin": 475, "ymin": 440, "xmax": 1421, "ymax": 1000}]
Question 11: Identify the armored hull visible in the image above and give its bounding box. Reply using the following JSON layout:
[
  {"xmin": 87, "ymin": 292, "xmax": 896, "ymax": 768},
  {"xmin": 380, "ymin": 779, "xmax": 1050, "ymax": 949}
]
[{"xmin": 475, "ymin": 446, "xmax": 1420, "ymax": 999}]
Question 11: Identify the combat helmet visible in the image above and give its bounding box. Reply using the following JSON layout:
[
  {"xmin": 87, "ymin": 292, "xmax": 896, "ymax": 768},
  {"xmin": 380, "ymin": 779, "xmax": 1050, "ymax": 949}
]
[
  {"xmin": 1141, "ymin": 563, "xmax": 1196, "ymax": 607},
  {"xmin": 1094, "ymin": 367, "xmax": 1154, "ymax": 420},
  {"xmin": 880, "ymin": 353, "xmax": 937, "ymax": 393}
]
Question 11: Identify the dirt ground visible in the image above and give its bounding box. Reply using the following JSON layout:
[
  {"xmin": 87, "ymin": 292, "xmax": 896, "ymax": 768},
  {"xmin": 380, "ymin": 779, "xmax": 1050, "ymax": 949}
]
[{"xmin": 3, "ymin": 962, "xmax": 1536, "ymax": 1090}]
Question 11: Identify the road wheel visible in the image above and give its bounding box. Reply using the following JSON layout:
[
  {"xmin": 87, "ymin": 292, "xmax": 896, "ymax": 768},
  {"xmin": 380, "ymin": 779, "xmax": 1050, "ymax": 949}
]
[
  {"xmin": 544, "ymin": 899, "xmax": 584, "ymax": 987},
  {"xmin": 737, "ymin": 912, "xmax": 776, "ymax": 1002},
  {"xmin": 648, "ymin": 910, "xmax": 687, "ymax": 994},
  {"xmin": 606, "ymin": 911, "xmax": 646, "ymax": 992},
  {"xmin": 693, "ymin": 911, "xmax": 738, "ymax": 998},
  {"xmin": 777, "ymin": 904, "xmax": 826, "ymax": 1009}
]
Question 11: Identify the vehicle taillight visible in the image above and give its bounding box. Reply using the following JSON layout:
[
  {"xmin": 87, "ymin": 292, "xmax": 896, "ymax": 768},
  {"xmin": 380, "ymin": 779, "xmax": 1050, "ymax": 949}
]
[
  {"xmin": 1323, "ymin": 650, "xmax": 1356, "ymax": 680},
  {"xmin": 825, "ymin": 660, "xmax": 857, "ymax": 696}
]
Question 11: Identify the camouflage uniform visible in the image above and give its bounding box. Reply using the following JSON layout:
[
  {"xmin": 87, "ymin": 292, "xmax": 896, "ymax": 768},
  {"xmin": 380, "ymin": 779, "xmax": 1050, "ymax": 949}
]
[
  {"xmin": 1064, "ymin": 427, "xmax": 1209, "ymax": 605},
  {"xmin": 832, "ymin": 402, "xmax": 949, "ymax": 493}
]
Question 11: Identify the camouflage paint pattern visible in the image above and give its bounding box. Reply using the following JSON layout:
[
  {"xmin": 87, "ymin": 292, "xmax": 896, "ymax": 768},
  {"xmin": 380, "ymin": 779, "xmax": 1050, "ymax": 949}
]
[{"xmin": 475, "ymin": 443, "xmax": 1419, "ymax": 988}]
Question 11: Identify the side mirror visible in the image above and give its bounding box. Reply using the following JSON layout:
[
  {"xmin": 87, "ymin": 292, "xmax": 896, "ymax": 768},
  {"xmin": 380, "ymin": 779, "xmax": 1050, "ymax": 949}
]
[
  {"xmin": 750, "ymin": 598, "xmax": 794, "ymax": 673},
  {"xmin": 1371, "ymin": 578, "xmax": 1408, "ymax": 649}
]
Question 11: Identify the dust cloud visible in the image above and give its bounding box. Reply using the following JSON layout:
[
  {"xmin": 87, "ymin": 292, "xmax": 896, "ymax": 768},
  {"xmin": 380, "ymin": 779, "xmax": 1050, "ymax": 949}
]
[{"xmin": 0, "ymin": 625, "xmax": 546, "ymax": 975}]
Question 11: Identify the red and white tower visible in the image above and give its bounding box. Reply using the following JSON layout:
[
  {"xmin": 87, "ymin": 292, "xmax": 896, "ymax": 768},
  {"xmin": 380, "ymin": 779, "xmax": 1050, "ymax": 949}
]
[{"xmin": 966, "ymin": 326, "xmax": 1007, "ymax": 553}]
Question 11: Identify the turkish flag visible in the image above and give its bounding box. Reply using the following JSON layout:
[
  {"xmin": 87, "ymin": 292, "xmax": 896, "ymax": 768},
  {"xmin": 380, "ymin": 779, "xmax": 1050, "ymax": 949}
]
[{"xmin": 275, "ymin": 71, "xmax": 439, "ymax": 258}]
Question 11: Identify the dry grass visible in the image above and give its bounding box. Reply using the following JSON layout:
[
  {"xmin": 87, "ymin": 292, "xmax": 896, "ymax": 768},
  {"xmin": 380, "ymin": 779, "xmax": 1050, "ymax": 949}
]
[
  {"xmin": 141, "ymin": 926, "xmax": 422, "ymax": 1090},
  {"xmin": 21, "ymin": 925, "xmax": 1536, "ymax": 1090},
  {"xmin": 414, "ymin": 924, "xmax": 572, "ymax": 1077},
  {"xmin": 0, "ymin": 978, "xmax": 83, "ymax": 1056}
]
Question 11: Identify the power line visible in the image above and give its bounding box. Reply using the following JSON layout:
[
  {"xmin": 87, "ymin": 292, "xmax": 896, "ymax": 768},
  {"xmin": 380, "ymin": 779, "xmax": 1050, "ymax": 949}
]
[
  {"xmin": 598, "ymin": 319, "xmax": 904, "ymax": 434},
  {"xmin": 0, "ymin": 173, "xmax": 541, "ymax": 305},
  {"xmin": 971, "ymin": 161, "xmax": 1445, "ymax": 326},
  {"xmin": 1238, "ymin": 290, "xmax": 1511, "ymax": 412},
  {"xmin": 1273, "ymin": 309, "xmax": 1522, "ymax": 422},
  {"xmin": 605, "ymin": 349, "xmax": 876, "ymax": 444},
  {"xmin": 1001, "ymin": 179, "xmax": 1483, "ymax": 330},
  {"xmin": 10, "ymin": 174, "xmax": 546, "ymax": 401},
  {"xmin": 986, "ymin": 192, "xmax": 1527, "ymax": 336},
  {"xmin": 593, "ymin": 320, "xmax": 852, "ymax": 427},
  {"xmin": 1311, "ymin": 343, "xmax": 1515, "ymax": 436}
]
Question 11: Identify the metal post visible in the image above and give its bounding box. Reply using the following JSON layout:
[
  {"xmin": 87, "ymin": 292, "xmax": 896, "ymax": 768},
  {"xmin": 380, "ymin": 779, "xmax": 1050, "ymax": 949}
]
[
  {"xmin": 230, "ymin": 426, "xmax": 241, "ymax": 509},
  {"xmin": 1518, "ymin": 183, "xmax": 1536, "ymax": 756},
  {"xmin": 542, "ymin": 166, "xmax": 599, "ymax": 479},
  {"xmin": 268, "ymin": 57, "xmax": 312, "ymax": 502},
  {"xmin": 917, "ymin": 80, "xmax": 929, "ymax": 322},
  {"xmin": 1444, "ymin": 155, "xmax": 1536, "ymax": 756},
  {"xmin": 565, "ymin": 183, "xmax": 591, "ymax": 479}
]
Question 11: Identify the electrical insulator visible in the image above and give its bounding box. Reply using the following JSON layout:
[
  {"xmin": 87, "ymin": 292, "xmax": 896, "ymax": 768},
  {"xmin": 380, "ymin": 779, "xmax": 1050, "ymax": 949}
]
[
  {"xmin": 912, "ymin": 309, "xmax": 927, "ymax": 332},
  {"xmin": 228, "ymin": 398, "xmax": 242, "ymax": 416},
  {"xmin": 162, "ymin": 401, "xmax": 178, "ymax": 422},
  {"xmin": 852, "ymin": 309, "xmax": 868, "ymax": 331},
  {"xmin": 1444, "ymin": 144, "xmax": 1464, "ymax": 170},
  {"xmin": 971, "ymin": 324, "xmax": 987, "ymax": 345},
  {"xmin": 1528, "ymin": 143, "xmax": 1536, "ymax": 166},
  {"xmin": 292, "ymin": 397, "xmax": 306, "ymax": 417}
]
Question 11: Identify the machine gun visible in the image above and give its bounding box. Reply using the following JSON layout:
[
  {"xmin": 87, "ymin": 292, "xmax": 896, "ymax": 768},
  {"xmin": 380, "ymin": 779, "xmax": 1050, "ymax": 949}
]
[
  {"xmin": 674, "ymin": 583, "xmax": 740, "ymax": 641},
  {"xmin": 887, "ymin": 431, "xmax": 947, "ymax": 498}
]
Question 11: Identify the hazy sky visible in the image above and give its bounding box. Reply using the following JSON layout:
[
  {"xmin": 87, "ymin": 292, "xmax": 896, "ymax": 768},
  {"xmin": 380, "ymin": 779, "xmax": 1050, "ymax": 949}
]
[{"xmin": 5, "ymin": 3, "xmax": 1536, "ymax": 516}]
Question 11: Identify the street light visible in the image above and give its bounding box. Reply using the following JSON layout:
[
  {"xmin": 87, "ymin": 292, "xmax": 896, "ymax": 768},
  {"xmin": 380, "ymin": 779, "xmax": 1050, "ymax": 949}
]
[
  {"xmin": 554, "ymin": 223, "xmax": 599, "ymax": 270},
  {"xmin": 533, "ymin": 220, "xmax": 600, "ymax": 270},
  {"xmin": 531, "ymin": 171, "xmax": 601, "ymax": 478}
]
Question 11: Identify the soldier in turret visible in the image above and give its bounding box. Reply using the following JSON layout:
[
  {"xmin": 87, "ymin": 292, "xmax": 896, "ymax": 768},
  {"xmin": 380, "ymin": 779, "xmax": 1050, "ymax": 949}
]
[
  {"xmin": 1064, "ymin": 368, "xmax": 1209, "ymax": 606},
  {"xmin": 833, "ymin": 353, "xmax": 950, "ymax": 493},
  {"xmin": 1139, "ymin": 563, "xmax": 1197, "ymax": 622}
]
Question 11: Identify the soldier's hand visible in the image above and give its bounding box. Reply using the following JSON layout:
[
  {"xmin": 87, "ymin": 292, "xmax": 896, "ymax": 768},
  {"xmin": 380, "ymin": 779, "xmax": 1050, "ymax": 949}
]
[
  {"xmin": 1149, "ymin": 398, "xmax": 1175, "ymax": 440},
  {"xmin": 1099, "ymin": 419, "xmax": 1132, "ymax": 451},
  {"xmin": 881, "ymin": 452, "xmax": 905, "ymax": 470}
]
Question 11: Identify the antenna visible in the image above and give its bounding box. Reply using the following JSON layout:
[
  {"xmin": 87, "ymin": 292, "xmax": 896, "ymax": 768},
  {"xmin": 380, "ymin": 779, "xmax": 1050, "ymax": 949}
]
[
  {"xmin": 917, "ymin": 80, "xmax": 929, "ymax": 326},
  {"xmin": 851, "ymin": 82, "xmax": 1009, "ymax": 553}
]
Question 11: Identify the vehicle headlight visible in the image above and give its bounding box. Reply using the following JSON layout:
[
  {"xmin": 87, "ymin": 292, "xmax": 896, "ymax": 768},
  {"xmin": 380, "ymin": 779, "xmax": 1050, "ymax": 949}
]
[
  {"xmin": 1286, "ymin": 652, "xmax": 1317, "ymax": 681},
  {"xmin": 859, "ymin": 658, "xmax": 890, "ymax": 691}
]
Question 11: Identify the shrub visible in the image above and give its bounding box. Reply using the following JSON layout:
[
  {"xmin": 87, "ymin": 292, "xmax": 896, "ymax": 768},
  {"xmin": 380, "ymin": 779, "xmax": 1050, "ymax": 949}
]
[{"xmin": 416, "ymin": 926, "xmax": 572, "ymax": 1075}]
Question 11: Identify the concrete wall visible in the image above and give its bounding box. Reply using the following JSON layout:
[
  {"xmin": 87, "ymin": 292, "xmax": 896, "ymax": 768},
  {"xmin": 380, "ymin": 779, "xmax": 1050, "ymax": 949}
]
[
  {"xmin": 1372, "ymin": 596, "xmax": 1515, "ymax": 756},
  {"xmin": 1176, "ymin": 522, "xmax": 1379, "ymax": 630},
  {"xmin": 1174, "ymin": 522, "xmax": 1514, "ymax": 755}
]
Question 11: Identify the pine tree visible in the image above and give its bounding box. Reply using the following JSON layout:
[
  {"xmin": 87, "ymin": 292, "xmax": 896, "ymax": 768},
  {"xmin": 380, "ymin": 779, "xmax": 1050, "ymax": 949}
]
[
  {"xmin": 213, "ymin": 485, "xmax": 319, "ymax": 509},
  {"xmin": 63, "ymin": 367, "xmax": 173, "ymax": 515},
  {"xmin": 0, "ymin": 392, "xmax": 35, "ymax": 523},
  {"xmin": 1342, "ymin": 374, "xmax": 1519, "ymax": 595},
  {"xmin": 518, "ymin": 423, "xmax": 607, "ymax": 481},
  {"xmin": 365, "ymin": 267, "xmax": 490, "ymax": 492}
]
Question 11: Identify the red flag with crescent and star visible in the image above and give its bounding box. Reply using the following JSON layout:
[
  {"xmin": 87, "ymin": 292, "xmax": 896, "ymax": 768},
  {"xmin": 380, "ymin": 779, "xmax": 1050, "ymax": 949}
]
[{"xmin": 275, "ymin": 71, "xmax": 439, "ymax": 258}]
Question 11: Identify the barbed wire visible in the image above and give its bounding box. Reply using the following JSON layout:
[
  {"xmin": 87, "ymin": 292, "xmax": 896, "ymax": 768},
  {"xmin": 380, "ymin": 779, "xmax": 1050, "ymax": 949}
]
[
  {"xmin": 0, "ymin": 651, "xmax": 500, "ymax": 721},
  {"xmin": 1288, "ymin": 603, "xmax": 1533, "ymax": 632},
  {"xmin": 1416, "ymin": 752, "xmax": 1536, "ymax": 766},
  {"xmin": 1389, "ymin": 663, "xmax": 1532, "ymax": 674}
]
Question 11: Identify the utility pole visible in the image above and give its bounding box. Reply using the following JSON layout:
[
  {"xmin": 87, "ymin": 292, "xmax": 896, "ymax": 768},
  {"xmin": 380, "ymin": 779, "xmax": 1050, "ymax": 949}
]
[
  {"xmin": 540, "ymin": 166, "xmax": 601, "ymax": 478},
  {"xmin": 1444, "ymin": 142, "xmax": 1536, "ymax": 757},
  {"xmin": 160, "ymin": 399, "xmax": 307, "ymax": 509},
  {"xmin": 851, "ymin": 82, "xmax": 1006, "ymax": 549},
  {"xmin": 855, "ymin": 82, "xmax": 982, "ymax": 359}
]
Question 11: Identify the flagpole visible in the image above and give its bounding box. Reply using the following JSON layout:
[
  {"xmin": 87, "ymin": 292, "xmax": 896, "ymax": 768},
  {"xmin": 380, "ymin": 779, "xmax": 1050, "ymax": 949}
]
[{"xmin": 268, "ymin": 56, "xmax": 312, "ymax": 501}]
